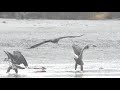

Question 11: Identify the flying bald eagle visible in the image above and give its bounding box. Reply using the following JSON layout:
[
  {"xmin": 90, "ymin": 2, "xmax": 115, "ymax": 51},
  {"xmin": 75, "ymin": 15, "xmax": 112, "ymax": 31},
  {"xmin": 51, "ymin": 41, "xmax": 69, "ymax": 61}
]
[
  {"xmin": 4, "ymin": 51, "xmax": 28, "ymax": 73},
  {"xmin": 28, "ymin": 34, "xmax": 84, "ymax": 49}
]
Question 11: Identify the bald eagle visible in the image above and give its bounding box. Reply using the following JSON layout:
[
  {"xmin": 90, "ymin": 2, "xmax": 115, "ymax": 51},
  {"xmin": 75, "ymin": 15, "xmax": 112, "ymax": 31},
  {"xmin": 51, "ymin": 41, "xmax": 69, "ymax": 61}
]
[
  {"xmin": 28, "ymin": 34, "xmax": 84, "ymax": 49},
  {"xmin": 4, "ymin": 51, "xmax": 28, "ymax": 73},
  {"xmin": 72, "ymin": 44, "xmax": 96, "ymax": 71}
]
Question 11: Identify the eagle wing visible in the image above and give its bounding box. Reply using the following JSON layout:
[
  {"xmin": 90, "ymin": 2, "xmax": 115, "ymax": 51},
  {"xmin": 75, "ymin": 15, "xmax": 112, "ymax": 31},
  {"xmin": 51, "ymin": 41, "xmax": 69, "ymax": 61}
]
[
  {"xmin": 13, "ymin": 51, "xmax": 28, "ymax": 67},
  {"xmin": 4, "ymin": 51, "xmax": 18, "ymax": 64},
  {"xmin": 4, "ymin": 51, "xmax": 11, "ymax": 59},
  {"xmin": 57, "ymin": 34, "xmax": 84, "ymax": 40},
  {"xmin": 28, "ymin": 40, "xmax": 52, "ymax": 49},
  {"xmin": 28, "ymin": 34, "xmax": 84, "ymax": 49},
  {"xmin": 17, "ymin": 53, "xmax": 28, "ymax": 67},
  {"xmin": 72, "ymin": 44, "xmax": 82, "ymax": 56}
]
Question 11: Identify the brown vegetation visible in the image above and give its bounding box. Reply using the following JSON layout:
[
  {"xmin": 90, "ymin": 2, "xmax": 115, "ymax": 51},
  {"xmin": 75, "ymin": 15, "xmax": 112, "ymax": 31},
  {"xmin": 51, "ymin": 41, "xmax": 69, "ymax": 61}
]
[{"xmin": 0, "ymin": 12, "xmax": 119, "ymax": 20}]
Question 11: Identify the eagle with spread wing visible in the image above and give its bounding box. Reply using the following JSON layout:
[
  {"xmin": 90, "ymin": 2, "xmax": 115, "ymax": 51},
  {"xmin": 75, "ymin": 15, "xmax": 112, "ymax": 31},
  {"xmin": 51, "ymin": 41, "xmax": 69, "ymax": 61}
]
[
  {"xmin": 28, "ymin": 34, "xmax": 84, "ymax": 49},
  {"xmin": 4, "ymin": 51, "xmax": 28, "ymax": 73},
  {"xmin": 72, "ymin": 44, "xmax": 97, "ymax": 71}
]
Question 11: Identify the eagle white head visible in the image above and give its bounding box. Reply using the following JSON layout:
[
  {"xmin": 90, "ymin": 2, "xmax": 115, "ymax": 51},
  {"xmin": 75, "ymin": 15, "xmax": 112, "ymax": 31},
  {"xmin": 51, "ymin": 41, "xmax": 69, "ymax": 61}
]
[{"xmin": 74, "ymin": 54, "xmax": 79, "ymax": 59}]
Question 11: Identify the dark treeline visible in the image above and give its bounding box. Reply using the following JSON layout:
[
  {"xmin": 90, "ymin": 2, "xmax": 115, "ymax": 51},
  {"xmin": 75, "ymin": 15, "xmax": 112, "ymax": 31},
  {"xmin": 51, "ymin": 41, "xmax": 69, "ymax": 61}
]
[{"xmin": 0, "ymin": 12, "xmax": 120, "ymax": 20}]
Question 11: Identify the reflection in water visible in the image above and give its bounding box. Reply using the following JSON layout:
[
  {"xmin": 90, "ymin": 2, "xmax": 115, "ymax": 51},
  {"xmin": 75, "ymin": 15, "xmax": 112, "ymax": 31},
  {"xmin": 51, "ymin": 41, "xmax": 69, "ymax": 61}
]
[
  {"xmin": 75, "ymin": 71, "xmax": 83, "ymax": 78},
  {"xmin": 34, "ymin": 70, "xmax": 46, "ymax": 73},
  {"xmin": 7, "ymin": 74, "xmax": 26, "ymax": 78}
]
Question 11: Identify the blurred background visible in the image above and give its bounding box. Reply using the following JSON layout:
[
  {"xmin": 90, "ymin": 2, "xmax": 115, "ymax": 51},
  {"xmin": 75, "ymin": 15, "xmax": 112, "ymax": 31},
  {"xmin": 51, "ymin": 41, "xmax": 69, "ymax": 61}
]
[{"xmin": 0, "ymin": 12, "xmax": 120, "ymax": 20}]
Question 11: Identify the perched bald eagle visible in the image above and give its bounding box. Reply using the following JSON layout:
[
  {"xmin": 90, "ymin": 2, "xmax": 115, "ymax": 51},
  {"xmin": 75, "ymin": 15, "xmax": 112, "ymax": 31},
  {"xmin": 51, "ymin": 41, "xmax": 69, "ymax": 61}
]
[
  {"xmin": 4, "ymin": 51, "xmax": 28, "ymax": 73},
  {"xmin": 72, "ymin": 44, "xmax": 96, "ymax": 71}
]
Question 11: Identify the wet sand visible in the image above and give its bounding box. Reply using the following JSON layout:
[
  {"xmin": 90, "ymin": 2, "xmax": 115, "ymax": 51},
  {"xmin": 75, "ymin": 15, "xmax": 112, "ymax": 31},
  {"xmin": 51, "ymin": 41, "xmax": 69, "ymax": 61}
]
[{"xmin": 1, "ymin": 61, "xmax": 120, "ymax": 78}]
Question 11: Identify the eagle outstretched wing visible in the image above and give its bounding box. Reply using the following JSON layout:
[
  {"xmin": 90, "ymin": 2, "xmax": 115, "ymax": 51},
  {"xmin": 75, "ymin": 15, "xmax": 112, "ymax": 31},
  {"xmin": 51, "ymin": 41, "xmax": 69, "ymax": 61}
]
[
  {"xmin": 13, "ymin": 51, "xmax": 28, "ymax": 67},
  {"xmin": 28, "ymin": 34, "xmax": 84, "ymax": 49},
  {"xmin": 28, "ymin": 40, "xmax": 51, "ymax": 49},
  {"xmin": 72, "ymin": 44, "xmax": 82, "ymax": 56},
  {"xmin": 4, "ymin": 51, "xmax": 28, "ymax": 67},
  {"xmin": 57, "ymin": 34, "xmax": 84, "ymax": 40},
  {"xmin": 4, "ymin": 51, "xmax": 19, "ymax": 64}
]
